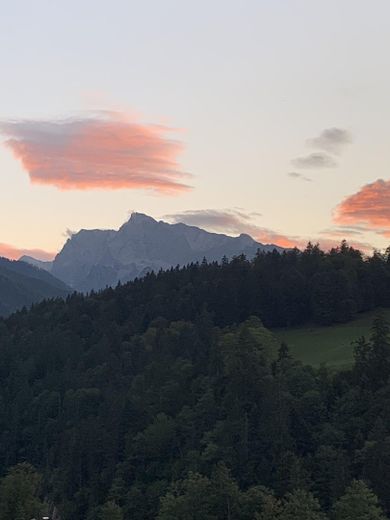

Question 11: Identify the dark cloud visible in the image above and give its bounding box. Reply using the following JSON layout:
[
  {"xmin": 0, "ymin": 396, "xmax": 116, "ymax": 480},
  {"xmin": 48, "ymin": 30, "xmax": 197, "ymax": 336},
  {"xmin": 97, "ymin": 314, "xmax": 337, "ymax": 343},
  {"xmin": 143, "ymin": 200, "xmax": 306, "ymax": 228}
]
[
  {"xmin": 165, "ymin": 209, "xmax": 303, "ymax": 248},
  {"xmin": 307, "ymin": 127, "xmax": 352, "ymax": 155},
  {"xmin": 289, "ymin": 128, "xmax": 351, "ymax": 175},
  {"xmin": 291, "ymin": 153, "xmax": 338, "ymax": 169},
  {"xmin": 319, "ymin": 226, "xmax": 365, "ymax": 237},
  {"xmin": 164, "ymin": 209, "xmax": 261, "ymax": 236}
]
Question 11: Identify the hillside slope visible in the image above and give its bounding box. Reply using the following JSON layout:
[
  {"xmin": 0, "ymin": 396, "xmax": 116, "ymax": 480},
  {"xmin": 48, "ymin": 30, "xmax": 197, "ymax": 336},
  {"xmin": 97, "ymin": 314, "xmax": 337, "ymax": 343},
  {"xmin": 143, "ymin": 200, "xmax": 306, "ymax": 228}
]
[
  {"xmin": 1, "ymin": 253, "xmax": 390, "ymax": 518},
  {"xmin": 275, "ymin": 308, "xmax": 390, "ymax": 367},
  {"xmin": 0, "ymin": 257, "xmax": 70, "ymax": 316}
]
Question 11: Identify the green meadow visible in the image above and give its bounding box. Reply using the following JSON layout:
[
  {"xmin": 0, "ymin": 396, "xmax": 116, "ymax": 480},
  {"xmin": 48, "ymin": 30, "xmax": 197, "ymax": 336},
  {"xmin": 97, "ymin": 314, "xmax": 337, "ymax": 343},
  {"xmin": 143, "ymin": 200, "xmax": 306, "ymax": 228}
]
[{"xmin": 274, "ymin": 308, "xmax": 390, "ymax": 368}]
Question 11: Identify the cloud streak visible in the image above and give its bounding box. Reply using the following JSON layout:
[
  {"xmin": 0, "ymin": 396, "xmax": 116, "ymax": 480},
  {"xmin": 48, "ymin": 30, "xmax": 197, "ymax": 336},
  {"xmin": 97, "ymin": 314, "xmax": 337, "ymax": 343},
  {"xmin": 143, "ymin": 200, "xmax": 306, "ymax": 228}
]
[
  {"xmin": 291, "ymin": 152, "xmax": 338, "ymax": 169},
  {"xmin": 164, "ymin": 208, "xmax": 298, "ymax": 247},
  {"xmin": 334, "ymin": 179, "xmax": 390, "ymax": 236},
  {"xmin": 288, "ymin": 172, "xmax": 312, "ymax": 182},
  {"xmin": 164, "ymin": 208, "xmax": 371, "ymax": 251},
  {"xmin": 0, "ymin": 112, "xmax": 191, "ymax": 194},
  {"xmin": 165, "ymin": 209, "xmax": 261, "ymax": 235},
  {"xmin": 319, "ymin": 226, "xmax": 365, "ymax": 237}
]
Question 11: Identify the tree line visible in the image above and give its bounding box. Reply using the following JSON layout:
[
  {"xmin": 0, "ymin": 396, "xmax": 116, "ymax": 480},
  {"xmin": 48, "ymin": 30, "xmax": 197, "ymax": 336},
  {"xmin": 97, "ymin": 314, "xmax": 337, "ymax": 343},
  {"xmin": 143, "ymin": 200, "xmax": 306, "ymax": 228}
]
[{"xmin": 82, "ymin": 240, "xmax": 390, "ymax": 329}]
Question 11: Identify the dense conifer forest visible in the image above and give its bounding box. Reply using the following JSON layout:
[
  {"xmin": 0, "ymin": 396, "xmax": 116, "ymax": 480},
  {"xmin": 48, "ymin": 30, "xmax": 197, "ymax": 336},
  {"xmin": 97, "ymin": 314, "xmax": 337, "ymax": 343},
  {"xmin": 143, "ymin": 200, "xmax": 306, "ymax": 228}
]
[{"xmin": 2, "ymin": 243, "xmax": 390, "ymax": 518}]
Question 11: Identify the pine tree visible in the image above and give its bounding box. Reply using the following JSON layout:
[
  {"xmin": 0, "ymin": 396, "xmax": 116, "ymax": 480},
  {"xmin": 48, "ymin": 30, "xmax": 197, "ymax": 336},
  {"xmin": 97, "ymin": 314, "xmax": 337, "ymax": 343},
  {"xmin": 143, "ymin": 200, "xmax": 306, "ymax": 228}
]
[
  {"xmin": 332, "ymin": 480, "xmax": 387, "ymax": 520},
  {"xmin": 279, "ymin": 489, "xmax": 326, "ymax": 520},
  {"xmin": 369, "ymin": 314, "xmax": 390, "ymax": 387},
  {"xmin": 100, "ymin": 500, "xmax": 124, "ymax": 520},
  {"xmin": 255, "ymin": 494, "xmax": 282, "ymax": 520},
  {"xmin": 157, "ymin": 472, "xmax": 215, "ymax": 520},
  {"xmin": 353, "ymin": 336, "xmax": 372, "ymax": 387},
  {"xmin": 0, "ymin": 463, "xmax": 45, "ymax": 520}
]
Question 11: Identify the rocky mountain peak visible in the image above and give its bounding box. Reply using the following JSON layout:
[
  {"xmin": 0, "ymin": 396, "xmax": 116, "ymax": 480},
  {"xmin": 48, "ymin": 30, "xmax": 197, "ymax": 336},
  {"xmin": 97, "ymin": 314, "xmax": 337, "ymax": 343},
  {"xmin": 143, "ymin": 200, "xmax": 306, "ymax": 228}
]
[{"xmin": 26, "ymin": 213, "xmax": 284, "ymax": 292}]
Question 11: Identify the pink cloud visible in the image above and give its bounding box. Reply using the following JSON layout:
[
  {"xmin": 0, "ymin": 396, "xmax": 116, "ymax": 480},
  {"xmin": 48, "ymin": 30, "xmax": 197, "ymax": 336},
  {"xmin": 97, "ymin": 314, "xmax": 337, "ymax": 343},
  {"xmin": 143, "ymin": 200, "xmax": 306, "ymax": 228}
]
[
  {"xmin": 334, "ymin": 179, "xmax": 390, "ymax": 236},
  {"xmin": 0, "ymin": 112, "xmax": 191, "ymax": 194},
  {"xmin": 267, "ymin": 234, "xmax": 371, "ymax": 253},
  {"xmin": 0, "ymin": 243, "xmax": 55, "ymax": 261}
]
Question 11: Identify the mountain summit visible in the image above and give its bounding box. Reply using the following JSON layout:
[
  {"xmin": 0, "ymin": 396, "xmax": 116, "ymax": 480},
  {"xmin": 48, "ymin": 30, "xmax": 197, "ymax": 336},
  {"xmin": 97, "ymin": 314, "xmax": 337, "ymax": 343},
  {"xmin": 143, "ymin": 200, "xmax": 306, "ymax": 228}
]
[{"xmin": 38, "ymin": 213, "xmax": 283, "ymax": 291}]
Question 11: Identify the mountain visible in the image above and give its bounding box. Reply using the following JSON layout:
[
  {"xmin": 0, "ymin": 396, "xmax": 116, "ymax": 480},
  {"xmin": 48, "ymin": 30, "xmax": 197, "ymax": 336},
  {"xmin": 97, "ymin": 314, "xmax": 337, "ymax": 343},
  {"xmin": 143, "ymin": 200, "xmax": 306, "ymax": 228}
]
[
  {"xmin": 19, "ymin": 255, "xmax": 53, "ymax": 272},
  {"xmin": 0, "ymin": 257, "xmax": 70, "ymax": 316},
  {"xmin": 48, "ymin": 213, "xmax": 283, "ymax": 291}
]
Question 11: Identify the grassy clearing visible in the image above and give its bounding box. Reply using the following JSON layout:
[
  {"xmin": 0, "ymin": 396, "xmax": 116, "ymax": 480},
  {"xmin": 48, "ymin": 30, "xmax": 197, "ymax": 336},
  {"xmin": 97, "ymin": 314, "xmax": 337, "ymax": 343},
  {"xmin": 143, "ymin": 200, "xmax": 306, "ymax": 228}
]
[{"xmin": 274, "ymin": 308, "xmax": 390, "ymax": 368}]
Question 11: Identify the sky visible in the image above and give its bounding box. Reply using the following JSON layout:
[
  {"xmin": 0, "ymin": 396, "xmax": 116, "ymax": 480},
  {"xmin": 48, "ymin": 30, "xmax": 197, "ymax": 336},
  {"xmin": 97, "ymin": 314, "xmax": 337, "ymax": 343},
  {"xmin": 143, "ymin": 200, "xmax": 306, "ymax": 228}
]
[{"xmin": 1, "ymin": 0, "xmax": 390, "ymax": 259}]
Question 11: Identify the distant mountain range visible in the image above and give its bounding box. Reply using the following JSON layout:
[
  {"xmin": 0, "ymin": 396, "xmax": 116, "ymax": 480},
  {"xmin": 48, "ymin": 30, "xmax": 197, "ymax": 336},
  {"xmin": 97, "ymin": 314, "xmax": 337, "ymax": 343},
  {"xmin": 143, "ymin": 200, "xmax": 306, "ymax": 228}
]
[
  {"xmin": 0, "ymin": 257, "xmax": 70, "ymax": 316},
  {"xmin": 19, "ymin": 255, "xmax": 53, "ymax": 272},
  {"xmin": 21, "ymin": 213, "xmax": 282, "ymax": 292}
]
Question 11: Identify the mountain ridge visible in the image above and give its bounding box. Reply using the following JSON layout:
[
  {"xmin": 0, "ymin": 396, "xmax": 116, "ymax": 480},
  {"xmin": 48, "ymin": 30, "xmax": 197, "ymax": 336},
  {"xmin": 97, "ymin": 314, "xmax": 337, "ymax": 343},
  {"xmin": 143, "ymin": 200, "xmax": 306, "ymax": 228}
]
[
  {"xmin": 23, "ymin": 213, "xmax": 283, "ymax": 292},
  {"xmin": 0, "ymin": 257, "xmax": 70, "ymax": 316}
]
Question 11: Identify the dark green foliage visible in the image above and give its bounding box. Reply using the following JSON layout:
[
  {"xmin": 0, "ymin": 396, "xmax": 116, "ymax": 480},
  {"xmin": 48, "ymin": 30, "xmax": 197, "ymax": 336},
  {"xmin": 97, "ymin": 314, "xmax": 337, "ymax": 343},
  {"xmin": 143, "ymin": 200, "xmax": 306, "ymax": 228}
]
[
  {"xmin": 18, "ymin": 241, "xmax": 389, "ymax": 329},
  {"xmin": 332, "ymin": 480, "xmax": 387, "ymax": 520},
  {"xmin": 0, "ymin": 463, "xmax": 47, "ymax": 520},
  {"xmin": 254, "ymin": 494, "xmax": 282, "ymax": 520},
  {"xmin": 353, "ymin": 313, "xmax": 390, "ymax": 390},
  {"xmin": 157, "ymin": 465, "xmax": 272, "ymax": 520},
  {"xmin": 99, "ymin": 500, "xmax": 124, "ymax": 520},
  {"xmin": 2, "ymin": 240, "xmax": 389, "ymax": 325},
  {"xmin": 0, "ymin": 246, "xmax": 389, "ymax": 518},
  {"xmin": 279, "ymin": 489, "xmax": 326, "ymax": 520}
]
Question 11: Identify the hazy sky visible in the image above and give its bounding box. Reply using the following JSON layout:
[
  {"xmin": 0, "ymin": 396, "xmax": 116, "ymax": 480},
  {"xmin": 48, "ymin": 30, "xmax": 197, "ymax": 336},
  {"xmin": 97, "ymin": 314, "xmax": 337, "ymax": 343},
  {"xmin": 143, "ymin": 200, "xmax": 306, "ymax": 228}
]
[{"xmin": 1, "ymin": 0, "xmax": 390, "ymax": 259}]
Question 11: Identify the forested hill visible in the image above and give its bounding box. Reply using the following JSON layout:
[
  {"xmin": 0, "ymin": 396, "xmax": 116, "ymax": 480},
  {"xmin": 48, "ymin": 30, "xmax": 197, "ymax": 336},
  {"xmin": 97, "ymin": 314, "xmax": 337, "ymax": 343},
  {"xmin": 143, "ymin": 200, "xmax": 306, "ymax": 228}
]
[
  {"xmin": 2, "ymin": 242, "xmax": 390, "ymax": 518},
  {"xmin": 7, "ymin": 240, "xmax": 389, "ymax": 329},
  {"xmin": 41, "ymin": 240, "xmax": 390, "ymax": 330},
  {"xmin": 0, "ymin": 257, "xmax": 70, "ymax": 316}
]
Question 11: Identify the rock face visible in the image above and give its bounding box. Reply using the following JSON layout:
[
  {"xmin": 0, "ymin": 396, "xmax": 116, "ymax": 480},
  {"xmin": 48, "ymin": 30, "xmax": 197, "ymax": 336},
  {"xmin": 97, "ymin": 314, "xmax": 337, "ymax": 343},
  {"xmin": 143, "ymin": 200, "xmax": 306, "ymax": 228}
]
[
  {"xmin": 49, "ymin": 213, "xmax": 283, "ymax": 291},
  {"xmin": 0, "ymin": 257, "xmax": 70, "ymax": 316}
]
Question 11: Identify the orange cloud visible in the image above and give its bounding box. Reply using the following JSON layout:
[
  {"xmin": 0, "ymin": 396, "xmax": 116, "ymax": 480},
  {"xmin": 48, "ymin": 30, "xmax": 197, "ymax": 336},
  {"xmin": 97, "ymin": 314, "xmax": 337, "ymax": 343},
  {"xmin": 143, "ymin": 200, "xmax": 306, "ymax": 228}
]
[
  {"xmin": 264, "ymin": 234, "xmax": 370, "ymax": 253},
  {"xmin": 334, "ymin": 179, "xmax": 390, "ymax": 236},
  {"xmin": 0, "ymin": 112, "xmax": 191, "ymax": 194},
  {"xmin": 254, "ymin": 230, "xmax": 298, "ymax": 248},
  {"xmin": 0, "ymin": 243, "xmax": 55, "ymax": 261},
  {"xmin": 311, "ymin": 236, "xmax": 371, "ymax": 254}
]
